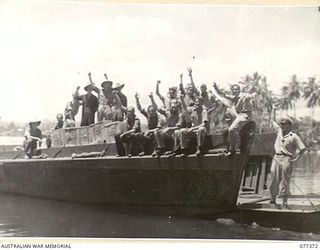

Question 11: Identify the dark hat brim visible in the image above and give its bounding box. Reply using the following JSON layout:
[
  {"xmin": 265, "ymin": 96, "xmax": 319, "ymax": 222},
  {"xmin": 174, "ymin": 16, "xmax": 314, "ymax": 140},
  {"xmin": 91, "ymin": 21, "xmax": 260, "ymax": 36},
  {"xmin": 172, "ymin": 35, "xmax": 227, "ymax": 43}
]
[
  {"xmin": 29, "ymin": 121, "xmax": 41, "ymax": 126},
  {"xmin": 279, "ymin": 116, "xmax": 294, "ymax": 125},
  {"xmin": 101, "ymin": 81, "xmax": 113, "ymax": 89},
  {"xmin": 84, "ymin": 83, "xmax": 94, "ymax": 91}
]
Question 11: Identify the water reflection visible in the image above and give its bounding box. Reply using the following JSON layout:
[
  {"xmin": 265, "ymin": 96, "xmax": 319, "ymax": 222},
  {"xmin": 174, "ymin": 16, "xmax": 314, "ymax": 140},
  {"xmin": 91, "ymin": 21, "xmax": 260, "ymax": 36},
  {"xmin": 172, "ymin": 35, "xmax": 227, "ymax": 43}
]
[
  {"xmin": 0, "ymin": 193, "xmax": 318, "ymax": 240},
  {"xmin": 292, "ymin": 151, "xmax": 320, "ymax": 195}
]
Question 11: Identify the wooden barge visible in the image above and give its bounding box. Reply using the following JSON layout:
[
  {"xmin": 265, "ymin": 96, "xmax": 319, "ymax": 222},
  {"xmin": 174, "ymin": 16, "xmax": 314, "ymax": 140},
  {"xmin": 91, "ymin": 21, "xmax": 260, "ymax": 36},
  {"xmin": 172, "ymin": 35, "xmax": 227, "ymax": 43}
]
[
  {"xmin": 2, "ymin": 126, "xmax": 317, "ymax": 226},
  {"xmin": 0, "ymin": 153, "xmax": 248, "ymax": 216},
  {"xmin": 0, "ymin": 121, "xmax": 265, "ymax": 216}
]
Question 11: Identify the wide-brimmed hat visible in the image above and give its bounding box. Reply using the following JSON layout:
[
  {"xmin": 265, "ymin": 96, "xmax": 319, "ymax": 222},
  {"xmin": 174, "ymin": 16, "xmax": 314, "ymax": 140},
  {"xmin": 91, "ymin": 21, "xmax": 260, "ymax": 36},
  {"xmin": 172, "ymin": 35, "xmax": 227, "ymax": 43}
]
[
  {"xmin": 84, "ymin": 83, "xmax": 94, "ymax": 91},
  {"xmin": 101, "ymin": 80, "xmax": 113, "ymax": 89},
  {"xmin": 279, "ymin": 115, "xmax": 294, "ymax": 125},
  {"xmin": 113, "ymin": 83, "xmax": 125, "ymax": 90},
  {"xmin": 29, "ymin": 119, "xmax": 41, "ymax": 126}
]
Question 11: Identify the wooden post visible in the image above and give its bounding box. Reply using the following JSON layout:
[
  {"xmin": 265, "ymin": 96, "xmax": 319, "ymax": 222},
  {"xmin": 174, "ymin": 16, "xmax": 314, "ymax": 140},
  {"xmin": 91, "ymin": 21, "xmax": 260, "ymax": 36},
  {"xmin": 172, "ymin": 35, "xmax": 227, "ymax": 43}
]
[{"xmin": 257, "ymin": 156, "xmax": 267, "ymax": 194}]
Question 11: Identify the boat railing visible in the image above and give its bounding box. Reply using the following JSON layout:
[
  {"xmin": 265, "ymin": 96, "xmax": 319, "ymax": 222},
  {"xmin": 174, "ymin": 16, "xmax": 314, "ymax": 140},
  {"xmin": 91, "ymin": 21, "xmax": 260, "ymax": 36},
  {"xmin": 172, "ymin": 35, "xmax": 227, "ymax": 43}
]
[{"xmin": 50, "ymin": 120, "xmax": 127, "ymax": 147}]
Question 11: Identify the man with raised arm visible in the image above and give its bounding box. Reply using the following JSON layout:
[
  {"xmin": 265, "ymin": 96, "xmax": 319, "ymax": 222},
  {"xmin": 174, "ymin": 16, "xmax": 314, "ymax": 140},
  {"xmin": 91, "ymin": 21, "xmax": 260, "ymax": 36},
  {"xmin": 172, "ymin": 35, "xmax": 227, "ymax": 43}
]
[
  {"xmin": 155, "ymin": 80, "xmax": 179, "ymax": 109},
  {"xmin": 179, "ymin": 68, "xmax": 200, "ymax": 107},
  {"xmin": 64, "ymin": 86, "xmax": 80, "ymax": 127},
  {"xmin": 200, "ymin": 84, "xmax": 215, "ymax": 109},
  {"xmin": 23, "ymin": 119, "xmax": 42, "ymax": 159},
  {"xmin": 93, "ymin": 73, "xmax": 115, "ymax": 122},
  {"xmin": 153, "ymin": 99, "xmax": 182, "ymax": 157},
  {"xmin": 213, "ymin": 82, "xmax": 258, "ymax": 155},
  {"xmin": 75, "ymin": 73, "xmax": 99, "ymax": 126},
  {"xmin": 134, "ymin": 92, "xmax": 161, "ymax": 156},
  {"xmin": 269, "ymin": 108, "xmax": 306, "ymax": 205},
  {"xmin": 172, "ymin": 95, "xmax": 208, "ymax": 156}
]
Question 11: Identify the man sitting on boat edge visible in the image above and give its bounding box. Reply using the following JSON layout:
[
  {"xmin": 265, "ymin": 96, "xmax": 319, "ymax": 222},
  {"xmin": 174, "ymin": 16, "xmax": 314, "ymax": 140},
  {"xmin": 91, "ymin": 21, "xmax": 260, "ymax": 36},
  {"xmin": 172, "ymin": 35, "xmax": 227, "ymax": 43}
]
[
  {"xmin": 23, "ymin": 119, "xmax": 42, "ymax": 159},
  {"xmin": 153, "ymin": 99, "xmax": 182, "ymax": 157},
  {"xmin": 134, "ymin": 92, "xmax": 161, "ymax": 156},
  {"xmin": 109, "ymin": 92, "xmax": 142, "ymax": 157},
  {"xmin": 171, "ymin": 95, "xmax": 208, "ymax": 157},
  {"xmin": 213, "ymin": 82, "xmax": 259, "ymax": 156}
]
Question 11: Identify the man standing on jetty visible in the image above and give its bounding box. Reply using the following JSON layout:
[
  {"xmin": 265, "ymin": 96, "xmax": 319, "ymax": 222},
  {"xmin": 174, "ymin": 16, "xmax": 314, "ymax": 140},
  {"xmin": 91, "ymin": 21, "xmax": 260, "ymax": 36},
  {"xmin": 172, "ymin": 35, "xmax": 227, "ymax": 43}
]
[{"xmin": 270, "ymin": 114, "xmax": 306, "ymax": 205}]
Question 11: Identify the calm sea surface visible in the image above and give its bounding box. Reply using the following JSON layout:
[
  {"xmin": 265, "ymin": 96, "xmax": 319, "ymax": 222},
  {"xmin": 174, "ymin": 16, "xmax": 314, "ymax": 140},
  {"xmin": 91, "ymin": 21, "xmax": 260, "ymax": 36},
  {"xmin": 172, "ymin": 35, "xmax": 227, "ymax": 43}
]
[{"xmin": 0, "ymin": 136, "xmax": 319, "ymax": 240}]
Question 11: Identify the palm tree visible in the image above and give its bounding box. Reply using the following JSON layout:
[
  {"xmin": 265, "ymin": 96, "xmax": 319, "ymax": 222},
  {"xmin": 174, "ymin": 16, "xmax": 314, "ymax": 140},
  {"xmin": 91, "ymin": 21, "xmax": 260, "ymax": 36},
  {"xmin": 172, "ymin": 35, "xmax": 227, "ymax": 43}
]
[
  {"xmin": 280, "ymin": 85, "xmax": 293, "ymax": 115},
  {"xmin": 302, "ymin": 77, "xmax": 320, "ymax": 121},
  {"xmin": 239, "ymin": 72, "xmax": 274, "ymax": 132},
  {"xmin": 286, "ymin": 75, "xmax": 301, "ymax": 118}
]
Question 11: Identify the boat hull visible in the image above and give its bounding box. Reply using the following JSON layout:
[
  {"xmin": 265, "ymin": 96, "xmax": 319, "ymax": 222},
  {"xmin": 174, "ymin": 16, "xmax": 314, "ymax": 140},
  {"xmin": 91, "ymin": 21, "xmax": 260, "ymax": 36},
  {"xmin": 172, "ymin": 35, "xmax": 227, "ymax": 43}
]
[
  {"xmin": 0, "ymin": 154, "xmax": 247, "ymax": 216},
  {"xmin": 236, "ymin": 204, "xmax": 320, "ymax": 233}
]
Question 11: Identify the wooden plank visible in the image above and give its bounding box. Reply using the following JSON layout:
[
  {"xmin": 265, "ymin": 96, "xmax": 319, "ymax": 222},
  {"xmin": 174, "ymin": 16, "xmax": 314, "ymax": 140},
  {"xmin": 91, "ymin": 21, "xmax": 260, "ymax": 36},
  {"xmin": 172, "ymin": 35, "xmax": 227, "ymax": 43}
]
[{"xmin": 251, "ymin": 167, "xmax": 259, "ymax": 193}]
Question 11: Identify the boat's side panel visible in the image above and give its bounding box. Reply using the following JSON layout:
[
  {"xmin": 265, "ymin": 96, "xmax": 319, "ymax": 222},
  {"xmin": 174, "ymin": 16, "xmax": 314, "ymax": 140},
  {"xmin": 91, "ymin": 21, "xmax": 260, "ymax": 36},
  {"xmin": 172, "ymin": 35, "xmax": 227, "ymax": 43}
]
[
  {"xmin": 0, "ymin": 144, "xmax": 117, "ymax": 160},
  {"xmin": 0, "ymin": 154, "xmax": 246, "ymax": 215},
  {"xmin": 0, "ymin": 133, "xmax": 276, "ymax": 159}
]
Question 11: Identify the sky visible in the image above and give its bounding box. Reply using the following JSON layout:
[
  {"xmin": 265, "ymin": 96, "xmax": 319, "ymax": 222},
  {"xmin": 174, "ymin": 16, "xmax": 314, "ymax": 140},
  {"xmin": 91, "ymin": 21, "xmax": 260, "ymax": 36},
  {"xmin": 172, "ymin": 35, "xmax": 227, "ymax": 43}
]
[{"xmin": 0, "ymin": 1, "xmax": 319, "ymax": 122}]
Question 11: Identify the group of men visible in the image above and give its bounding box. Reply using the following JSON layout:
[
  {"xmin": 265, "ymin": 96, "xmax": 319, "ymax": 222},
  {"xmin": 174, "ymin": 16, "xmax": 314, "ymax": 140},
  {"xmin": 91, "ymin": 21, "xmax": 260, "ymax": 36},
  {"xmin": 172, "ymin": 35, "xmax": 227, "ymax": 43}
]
[
  {"xmin": 22, "ymin": 68, "xmax": 307, "ymax": 205},
  {"xmin": 69, "ymin": 68, "xmax": 260, "ymax": 158},
  {"xmin": 119, "ymin": 68, "xmax": 260, "ymax": 158},
  {"xmin": 52, "ymin": 72, "xmax": 128, "ymax": 129}
]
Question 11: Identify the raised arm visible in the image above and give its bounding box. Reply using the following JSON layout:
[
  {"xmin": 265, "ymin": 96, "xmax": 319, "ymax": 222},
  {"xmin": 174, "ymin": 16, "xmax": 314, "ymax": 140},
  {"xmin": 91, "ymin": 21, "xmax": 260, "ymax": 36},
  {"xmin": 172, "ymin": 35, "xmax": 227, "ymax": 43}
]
[
  {"xmin": 104, "ymin": 73, "xmax": 108, "ymax": 80},
  {"xmin": 88, "ymin": 72, "xmax": 100, "ymax": 96},
  {"xmin": 155, "ymin": 80, "xmax": 166, "ymax": 108},
  {"xmin": 74, "ymin": 86, "xmax": 83, "ymax": 102},
  {"xmin": 73, "ymin": 86, "xmax": 81, "ymax": 100},
  {"xmin": 179, "ymin": 94, "xmax": 192, "ymax": 123},
  {"xmin": 179, "ymin": 74, "xmax": 185, "ymax": 97},
  {"xmin": 270, "ymin": 105, "xmax": 281, "ymax": 133},
  {"xmin": 88, "ymin": 72, "xmax": 94, "ymax": 84},
  {"xmin": 179, "ymin": 94, "xmax": 187, "ymax": 111},
  {"xmin": 155, "ymin": 80, "xmax": 163, "ymax": 99},
  {"xmin": 135, "ymin": 93, "xmax": 143, "ymax": 113},
  {"xmin": 187, "ymin": 67, "xmax": 199, "ymax": 96},
  {"xmin": 149, "ymin": 92, "xmax": 158, "ymax": 111},
  {"xmin": 213, "ymin": 82, "xmax": 228, "ymax": 98}
]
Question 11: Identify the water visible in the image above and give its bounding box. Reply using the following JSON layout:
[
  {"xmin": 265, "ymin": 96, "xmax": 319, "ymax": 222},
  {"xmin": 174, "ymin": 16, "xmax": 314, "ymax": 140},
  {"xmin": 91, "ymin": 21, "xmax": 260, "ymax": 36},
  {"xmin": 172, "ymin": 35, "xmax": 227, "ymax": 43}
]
[
  {"xmin": 0, "ymin": 136, "xmax": 319, "ymax": 239},
  {"xmin": 0, "ymin": 192, "xmax": 318, "ymax": 240},
  {"xmin": 291, "ymin": 151, "xmax": 320, "ymax": 195}
]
